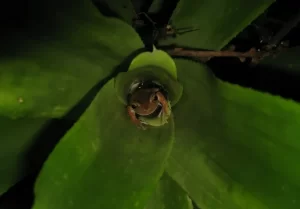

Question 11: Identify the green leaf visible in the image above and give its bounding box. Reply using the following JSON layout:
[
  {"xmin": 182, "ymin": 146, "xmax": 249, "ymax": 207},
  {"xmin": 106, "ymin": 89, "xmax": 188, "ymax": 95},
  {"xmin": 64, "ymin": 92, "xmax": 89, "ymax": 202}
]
[
  {"xmin": 92, "ymin": 0, "xmax": 136, "ymax": 24},
  {"xmin": 0, "ymin": 0, "xmax": 143, "ymax": 194},
  {"xmin": 32, "ymin": 79, "xmax": 175, "ymax": 209},
  {"xmin": 145, "ymin": 173, "xmax": 193, "ymax": 209},
  {"xmin": 115, "ymin": 48, "xmax": 183, "ymax": 107},
  {"xmin": 148, "ymin": 0, "xmax": 164, "ymax": 13},
  {"xmin": 129, "ymin": 48, "xmax": 178, "ymax": 79},
  {"xmin": 161, "ymin": 0, "xmax": 274, "ymax": 50},
  {"xmin": 0, "ymin": 117, "xmax": 48, "ymax": 195},
  {"xmin": 0, "ymin": 0, "xmax": 143, "ymax": 119},
  {"xmin": 167, "ymin": 59, "xmax": 300, "ymax": 209},
  {"xmin": 259, "ymin": 47, "xmax": 300, "ymax": 74}
]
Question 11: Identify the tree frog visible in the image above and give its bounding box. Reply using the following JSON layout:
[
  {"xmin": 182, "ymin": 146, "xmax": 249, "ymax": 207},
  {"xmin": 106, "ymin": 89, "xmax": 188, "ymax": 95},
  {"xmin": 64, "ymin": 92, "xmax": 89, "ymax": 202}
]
[{"xmin": 127, "ymin": 87, "xmax": 171, "ymax": 130}]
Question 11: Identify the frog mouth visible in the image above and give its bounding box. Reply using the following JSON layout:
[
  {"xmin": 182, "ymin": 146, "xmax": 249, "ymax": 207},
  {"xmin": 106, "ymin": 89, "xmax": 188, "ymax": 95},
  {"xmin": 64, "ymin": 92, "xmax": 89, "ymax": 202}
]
[{"xmin": 137, "ymin": 104, "xmax": 163, "ymax": 119}]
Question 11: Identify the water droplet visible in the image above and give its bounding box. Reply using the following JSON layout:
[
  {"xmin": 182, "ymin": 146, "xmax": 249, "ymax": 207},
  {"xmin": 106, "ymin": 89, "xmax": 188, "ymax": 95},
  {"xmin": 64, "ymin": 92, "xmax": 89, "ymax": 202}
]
[
  {"xmin": 18, "ymin": 97, "xmax": 24, "ymax": 103},
  {"xmin": 69, "ymin": 200, "xmax": 74, "ymax": 205},
  {"xmin": 54, "ymin": 181, "xmax": 61, "ymax": 185},
  {"xmin": 63, "ymin": 173, "xmax": 68, "ymax": 180},
  {"xmin": 92, "ymin": 141, "xmax": 98, "ymax": 151}
]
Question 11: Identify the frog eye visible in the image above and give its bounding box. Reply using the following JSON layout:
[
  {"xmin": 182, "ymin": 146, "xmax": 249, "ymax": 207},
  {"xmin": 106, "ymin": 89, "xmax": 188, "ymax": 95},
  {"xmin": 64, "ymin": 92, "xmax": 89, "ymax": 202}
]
[
  {"xmin": 131, "ymin": 103, "xmax": 139, "ymax": 109},
  {"xmin": 150, "ymin": 93, "xmax": 159, "ymax": 102}
]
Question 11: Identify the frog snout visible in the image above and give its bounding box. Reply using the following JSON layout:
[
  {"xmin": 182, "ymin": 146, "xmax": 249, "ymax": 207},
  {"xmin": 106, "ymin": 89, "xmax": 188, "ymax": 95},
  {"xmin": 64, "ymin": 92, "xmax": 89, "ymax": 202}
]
[
  {"xmin": 138, "ymin": 105, "xmax": 155, "ymax": 115},
  {"xmin": 142, "ymin": 103, "xmax": 150, "ymax": 110}
]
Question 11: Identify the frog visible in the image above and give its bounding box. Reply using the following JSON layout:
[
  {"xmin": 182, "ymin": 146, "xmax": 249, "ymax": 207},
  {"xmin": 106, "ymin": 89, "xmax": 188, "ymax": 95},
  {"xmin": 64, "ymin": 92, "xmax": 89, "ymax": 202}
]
[{"xmin": 127, "ymin": 87, "xmax": 171, "ymax": 130}]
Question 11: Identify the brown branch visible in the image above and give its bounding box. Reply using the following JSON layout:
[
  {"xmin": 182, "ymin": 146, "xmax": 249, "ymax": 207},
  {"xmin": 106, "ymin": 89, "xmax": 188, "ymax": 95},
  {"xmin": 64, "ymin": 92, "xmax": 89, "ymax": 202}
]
[
  {"xmin": 165, "ymin": 47, "xmax": 266, "ymax": 63},
  {"xmin": 162, "ymin": 38, "xmax": 292, "ymax": 64}
]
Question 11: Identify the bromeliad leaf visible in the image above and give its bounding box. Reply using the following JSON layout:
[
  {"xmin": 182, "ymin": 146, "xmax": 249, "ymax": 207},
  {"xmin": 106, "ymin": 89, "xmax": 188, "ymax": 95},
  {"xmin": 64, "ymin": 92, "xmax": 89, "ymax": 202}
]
[
  {"xmin": 115, "ymin": 48, "xmax": 183, "ymax": 106},
  {"xmin": 161, "ymin": 0, "xmax": 274, "ymax": 50},
  {"xmin": 167, "ymin": 59, "xmax": 300, "ymax": 209},
  {"xmin": 0, "ymin": 0, "xmax": 143, "ymax": 195},
  {"xmin": 145, "ymin": 173, "xmax": 193, "ymax": 209},
  {"xmin": 92, "ymin": 0, "xmax": 136, "ymax": 24},
  {"xmin": 128, "ymin": 47, "xmax": 178, "ymax": 78},
  {"xmin": 32, "ymin": 80, "xmax": 175, "ymax": 209},
  {"xmin": 0, "ymin": 117, "xmax": 48, "ymax": 195},
  {"xmin": 0, "ymin": 0, "xmax": 143, "ymax": 119}
]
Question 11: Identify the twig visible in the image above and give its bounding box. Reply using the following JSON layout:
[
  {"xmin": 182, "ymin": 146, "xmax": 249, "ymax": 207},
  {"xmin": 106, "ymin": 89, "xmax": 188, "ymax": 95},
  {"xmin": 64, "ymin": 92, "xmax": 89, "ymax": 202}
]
[{"xmin": 165, "ymin": 47, "xmax": 264, "ymax": 63}]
